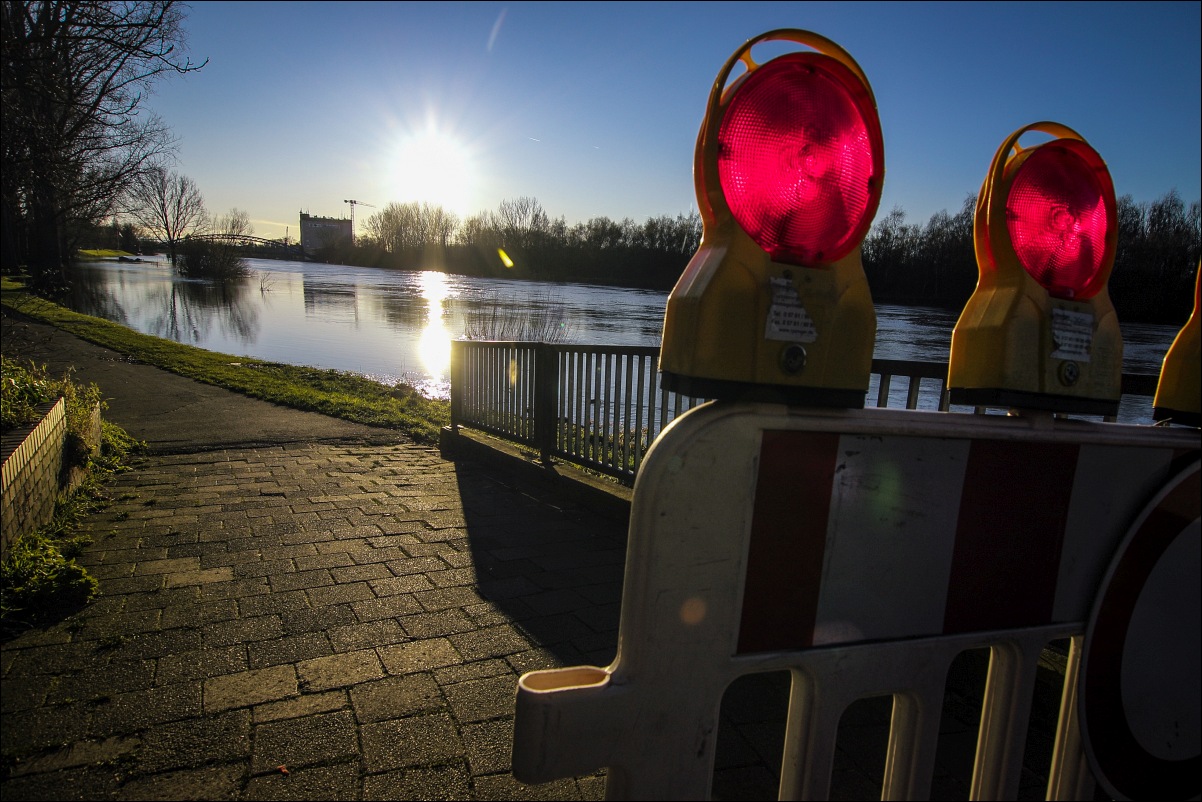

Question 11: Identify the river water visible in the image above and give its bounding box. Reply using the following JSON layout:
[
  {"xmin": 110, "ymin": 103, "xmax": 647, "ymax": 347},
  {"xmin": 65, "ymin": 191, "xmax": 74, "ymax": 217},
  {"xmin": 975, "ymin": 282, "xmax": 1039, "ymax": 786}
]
[{"xmin": 65, "ymin": 257, "xmax": 1179, "ymax": 418}]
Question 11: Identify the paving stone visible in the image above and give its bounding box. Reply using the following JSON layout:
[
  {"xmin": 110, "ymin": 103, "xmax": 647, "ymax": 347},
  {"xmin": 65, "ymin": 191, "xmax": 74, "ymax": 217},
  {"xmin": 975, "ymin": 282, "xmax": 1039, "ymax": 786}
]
[
  {"xmin": 268, "ymin": 568, "xmax": 334, "ymax": 593},
  {"xmin": 386, "ymin": 556, "xmax": 451, "ymax": 576},
  {"xmin": 247, "ymin": 632, "xmax": 333, "ymax": 669},
  {"xmin": 330, "ymin": 562, "xmax": 394, "ymax": 583},
  {"xmin": 292, "ymin": 552, "xmax": 356, "ymax": 571},
  {"xmin": 448, "ymin": 625, "xmax": 532, "ymax": 661},
  {"xmin": 2, "ymin": 641, "xmax": 106, "ymax": 677},
  {"xmin": 117, "ymin": 627, "xmax": 204, "ymax": 661},
  {"xmin": 0, "ymin": 371, "xmax": 1057, "ymax": 802},
  {"xmin": 87, "ymin": 681, "xmax": 204, "ymax": 736},
  {"xmin": 197, "ymin": 576, "xmax": 271, "ymax": 602},
  {"xmin": 462, "ymin": 718, "xmax": 515, "ymax": 776},
  {"xmin": 378, "ymin": 637, "xmax": 462, "ymax": 675},
  {"xmin": 202, "ymin": 615, "xmax": 284, "ymax": 648},
  {"xmin": 0, "ymin": 675, "xmax": 51, "ymax": 714},
  {"xmin": 71, "ymin": 608, "xmax": 163, "ymax": 640},
  {"xmin": 433, "ymin": 658, "xmax": 512, "ymax": 685},
  {"xmin": 160, "ymin": 599, "xmax": 240, "ymax": 629},
  {"xmin": 156, "ymin": 645, "xmax": 249, "ymax": 684},
  {"xmin": 199, "ymin": 547, "xmax": 265, "ymax": 569},
  {"xmin": 327, "ymin": 619, "xmax": 407, "ymax": 653},
  {"xmin": 471, "ymin": 773, "xmax": 586, "ymax": 801},
  {"xmin": 361, "ymin": 763, "xmax": 473, "ymax": 801},
  {"xmin": 116, "ymin": 762, "xmax": 245, "ymax": 800},
  {"xmin": 165, "ymin": 566, "xmax": 236, "ymax": 588},
  {"xmin": 47, "ymin": 659, "xmax": 156, "ymax": 704},
  {"xmin": 359, "ymin": 712, "xmax": 463, "ymax": 773},
  {"xmin": 243, "ymin": 762, "xmax": 361, "ymax": 801},
  {"xmin": 443, "ymin": 675, "xmax": 519, "ymax": 723},
  {"xmin": 134, "ymin": 710, "xmax": 251, "ymax": 773},
  {"xmin": 134, "ymin": 556, "xmax": 201, "ymax": 576},
  {"xmin": 204, "ymin": 665, "xmax": 298, "ymax": 713},
  {"xmin": 398, "ymin": 608, "xmax": 476, "ymax": 638},
  {"xmin": 350, "ymin": 673, "xmax": 445, "ymax": 723},
  {"xmin": 278, "ymin": 603, "xmax": 357, "ymax": 634},
  {"xmin": 4, "ymin": 734, "xmax": 140, "ymax": 777},
  {"xmin": 413, "ymin": 585, "xmax": 485, "ymax": 612},
  {"xmin": 367, "ymin": 573, "xmax": 434, "ymax": 597},
  {"xmin": 0, "ymin": 765, "xmax": 124, "ymax": 800},
  {"xmin": 253, "ymin": 690, "xmax": 349, "ymax": 724},
  {"xmin": 306, "ymin": 581, "xmax": 375, "ymax": 607},
  {"xmin": 350, "ymin": 594, "xmax": 424, "ymax": 623},
  {"xmin": 251, "ymin": 710, "xmax": 360, "ymax": 770},
  {"xmin": 296, "ymin": 649, "xmax": 384, "ymax": 692},
  {"xmin": 239, "ymin": 588, "xmax": 312, "ymax": 618}
]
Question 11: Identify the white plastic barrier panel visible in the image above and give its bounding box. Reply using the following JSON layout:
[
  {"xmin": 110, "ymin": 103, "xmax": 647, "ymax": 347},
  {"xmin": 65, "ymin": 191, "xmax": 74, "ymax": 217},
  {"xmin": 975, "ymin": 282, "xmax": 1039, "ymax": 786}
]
[{"xmin": 511, "ymin": 402, "xmax": 1200, "ymax": 800}]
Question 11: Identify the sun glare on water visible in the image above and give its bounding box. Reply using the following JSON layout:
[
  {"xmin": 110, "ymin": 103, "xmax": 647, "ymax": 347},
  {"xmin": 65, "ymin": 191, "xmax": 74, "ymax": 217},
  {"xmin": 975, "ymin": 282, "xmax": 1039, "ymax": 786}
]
[{"xmin": 417, "ymin": 270, "xmax": 453, "ymax": 380}]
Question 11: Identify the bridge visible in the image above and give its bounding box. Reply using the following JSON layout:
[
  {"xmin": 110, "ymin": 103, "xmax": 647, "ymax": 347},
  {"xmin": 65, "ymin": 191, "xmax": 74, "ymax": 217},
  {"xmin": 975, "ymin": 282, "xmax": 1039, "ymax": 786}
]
[{"xmin": 185, "ymin": 233, "xmax": 311, "ymax": 260}]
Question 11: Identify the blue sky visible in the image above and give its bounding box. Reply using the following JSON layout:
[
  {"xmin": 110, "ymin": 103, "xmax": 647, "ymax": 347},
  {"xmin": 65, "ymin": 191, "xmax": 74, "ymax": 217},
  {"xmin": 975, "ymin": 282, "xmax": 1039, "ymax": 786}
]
[{"xmin": 147, "ymin": 1, "xmax": 1201, "ymax": 242}]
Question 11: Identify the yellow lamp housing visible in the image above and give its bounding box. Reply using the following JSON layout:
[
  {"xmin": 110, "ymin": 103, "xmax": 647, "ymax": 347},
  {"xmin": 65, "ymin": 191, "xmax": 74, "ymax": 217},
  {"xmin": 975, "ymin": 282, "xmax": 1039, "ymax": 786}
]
[
  {"xmin": 659, "ymin": 29, "xmax": 883, "ymax": 407},
  {"xmin": 948, "ymin": 122, "xmax": 1122, "ymax": 416},
  {"xmin": 1153, "ymin": 260, "xmax": 1200, "ymax": 427}
]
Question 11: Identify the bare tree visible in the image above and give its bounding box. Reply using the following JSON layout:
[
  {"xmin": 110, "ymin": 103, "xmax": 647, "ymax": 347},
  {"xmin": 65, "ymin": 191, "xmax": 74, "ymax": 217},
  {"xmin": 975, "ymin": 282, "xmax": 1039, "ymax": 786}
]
[
  {"xmin": 1, "ymin": 1, "xmax": 205, "ymax": 286},
  {"xmin": 126, "ymin": 165, "xmax": 206, "ymax": 263},
  {"xmin": 364, "ymin": 202, "xmax": 458, "ymax": 251},
  {"xmin": 209, "ymin": 207, "xmax": 253, "ymax": 238},
  {"xmin": 496, "ymin": 196, "xmax": 549, "ymax": 249}
]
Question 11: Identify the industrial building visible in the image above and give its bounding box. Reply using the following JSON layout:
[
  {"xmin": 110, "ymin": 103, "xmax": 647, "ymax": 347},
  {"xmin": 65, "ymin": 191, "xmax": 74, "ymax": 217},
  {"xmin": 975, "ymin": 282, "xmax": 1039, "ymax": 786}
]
[{"xmin": 299, "ymin": 212, "xmax": 352, "ymax": 252}]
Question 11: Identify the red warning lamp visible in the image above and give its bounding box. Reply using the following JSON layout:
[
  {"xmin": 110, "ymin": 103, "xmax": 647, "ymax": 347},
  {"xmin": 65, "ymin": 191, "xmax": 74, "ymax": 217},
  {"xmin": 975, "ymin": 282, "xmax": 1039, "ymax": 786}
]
[
  {"xmin": 718, "ymin": 51, "xmax": 879, "ymax": 266},
  {"xmin": 949, "ymin": 122, "xmax": 1121, "ymax": 416},
  {"xmin": 660, "ymin": 29, "xmax": 883, "ymax": 406},
  {"xmin": 1005, "ymin": 143, "xmax": 1110, "ymax": 300}
]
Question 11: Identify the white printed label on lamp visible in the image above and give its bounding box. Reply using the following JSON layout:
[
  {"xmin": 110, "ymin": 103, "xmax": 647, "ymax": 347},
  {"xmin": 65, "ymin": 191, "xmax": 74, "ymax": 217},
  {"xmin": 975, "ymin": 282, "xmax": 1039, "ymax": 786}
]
[
  {"xmin": 766, "ymin": 277, "xmax": 817, "ymax": 343},
  {"xmin": 1051, "ymin": 307, "xmax": 1093, "ymax": 362}
]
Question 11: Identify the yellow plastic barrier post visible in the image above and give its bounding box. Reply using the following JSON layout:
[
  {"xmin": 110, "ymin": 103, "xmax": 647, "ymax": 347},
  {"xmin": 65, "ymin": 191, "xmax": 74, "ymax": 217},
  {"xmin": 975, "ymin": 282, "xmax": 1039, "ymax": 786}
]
[
  {"xmin": 659, "ymin": 29, "xmax": 883, "ymax": 407},
  {"xmin": 949, "ymin": 122, "xmax": 1122, "ymax": 417},
  {"xmin": 1153, "ymin": 260, "xmax": 1200, "ymax": 427}
]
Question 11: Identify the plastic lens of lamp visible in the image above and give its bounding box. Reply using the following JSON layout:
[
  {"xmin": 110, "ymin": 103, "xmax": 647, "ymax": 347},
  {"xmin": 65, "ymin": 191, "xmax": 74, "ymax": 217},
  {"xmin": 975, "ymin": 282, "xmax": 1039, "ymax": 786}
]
[
  {"xmin": 1005, "ymin": 143, "xmax": 1109, "ymax": 299},
  {"xmin": 717, "ymin": 53, "xmax": 879, "ymax": 266}
]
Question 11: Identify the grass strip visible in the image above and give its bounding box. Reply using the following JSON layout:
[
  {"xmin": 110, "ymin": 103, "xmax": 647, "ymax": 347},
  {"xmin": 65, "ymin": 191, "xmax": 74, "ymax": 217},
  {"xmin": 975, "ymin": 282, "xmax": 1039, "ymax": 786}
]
[{"xmin": 1, "ymin": 277, "xmax": 449, "ymax": 443}]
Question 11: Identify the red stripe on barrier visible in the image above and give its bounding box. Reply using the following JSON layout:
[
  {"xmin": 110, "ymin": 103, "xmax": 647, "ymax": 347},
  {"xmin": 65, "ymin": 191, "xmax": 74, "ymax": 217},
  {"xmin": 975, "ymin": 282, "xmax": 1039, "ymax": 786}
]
[
  {"xmin": 737, "ymin": 430, "xmax": 840, "ymax": 654},
  {"xmin": 943, "ymin": 439, "xmax": 1079, "ymax": 634}
]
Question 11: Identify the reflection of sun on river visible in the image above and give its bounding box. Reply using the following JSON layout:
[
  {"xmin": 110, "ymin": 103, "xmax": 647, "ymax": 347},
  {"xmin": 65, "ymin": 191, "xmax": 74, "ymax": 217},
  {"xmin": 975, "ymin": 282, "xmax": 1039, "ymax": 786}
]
[{"xmin": 417, "ymin": 270, "xmax": 453, "ymax": 381}]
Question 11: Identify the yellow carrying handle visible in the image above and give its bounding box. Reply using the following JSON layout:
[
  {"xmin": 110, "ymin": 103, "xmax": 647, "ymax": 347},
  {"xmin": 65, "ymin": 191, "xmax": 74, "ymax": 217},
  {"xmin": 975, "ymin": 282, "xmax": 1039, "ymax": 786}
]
[
  {"xmin": 980, "ymin": 121, "xmax": 1087, "ymax": 210},
  {"xmin": 704, "ymin": 29, "xmax": 876, "ymax": 122},
  {"xmin": 694, "ymin": 29, "xmax": 879, "ymax": 240}
]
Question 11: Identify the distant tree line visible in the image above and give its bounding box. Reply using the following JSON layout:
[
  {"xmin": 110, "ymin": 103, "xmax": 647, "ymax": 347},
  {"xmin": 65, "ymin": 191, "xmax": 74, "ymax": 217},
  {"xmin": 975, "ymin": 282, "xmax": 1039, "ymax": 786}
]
[
  {"xmin": 334, "ymin": 196, "xmax": 703, "ymax": 290},
  {"xmin": 319, "ymin": 189, "xmax": 1199, "ymax": 324}
]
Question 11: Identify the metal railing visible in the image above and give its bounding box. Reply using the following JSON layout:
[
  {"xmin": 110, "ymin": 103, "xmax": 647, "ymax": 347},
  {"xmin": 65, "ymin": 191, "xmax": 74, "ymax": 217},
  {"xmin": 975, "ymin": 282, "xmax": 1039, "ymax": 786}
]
[{"xmin": 448, "ymin": 340, "xmax": 1161, "ymax": 484}]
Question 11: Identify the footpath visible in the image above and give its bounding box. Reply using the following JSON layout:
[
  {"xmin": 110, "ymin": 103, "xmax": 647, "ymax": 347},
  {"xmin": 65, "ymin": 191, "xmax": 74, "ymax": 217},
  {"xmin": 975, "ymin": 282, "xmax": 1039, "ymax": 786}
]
[{"xmin": 0, "ymin": 312, "xmax": 1055, "ymax": 801}]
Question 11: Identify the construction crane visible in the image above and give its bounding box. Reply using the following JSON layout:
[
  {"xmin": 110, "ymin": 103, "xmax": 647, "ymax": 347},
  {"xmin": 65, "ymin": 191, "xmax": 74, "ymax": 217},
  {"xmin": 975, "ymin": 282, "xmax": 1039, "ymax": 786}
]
[{"xmin": 343, "ymin": 199, "xmax": 375, "ymax": 246}]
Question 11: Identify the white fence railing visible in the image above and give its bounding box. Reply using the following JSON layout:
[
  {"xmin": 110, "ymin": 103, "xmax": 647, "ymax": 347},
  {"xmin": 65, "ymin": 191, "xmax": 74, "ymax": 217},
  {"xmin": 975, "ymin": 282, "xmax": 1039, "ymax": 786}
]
[{"xmin": 448, "ymin": 340, "xmax": 1161, "ymax": 484}]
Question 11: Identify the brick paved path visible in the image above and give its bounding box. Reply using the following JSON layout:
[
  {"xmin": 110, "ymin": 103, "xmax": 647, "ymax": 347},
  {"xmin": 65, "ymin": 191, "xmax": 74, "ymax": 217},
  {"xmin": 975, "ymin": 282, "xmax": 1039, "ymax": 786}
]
[{"xmin": 2, "ymin": 441, "xmax": 628, "ymax": 800}]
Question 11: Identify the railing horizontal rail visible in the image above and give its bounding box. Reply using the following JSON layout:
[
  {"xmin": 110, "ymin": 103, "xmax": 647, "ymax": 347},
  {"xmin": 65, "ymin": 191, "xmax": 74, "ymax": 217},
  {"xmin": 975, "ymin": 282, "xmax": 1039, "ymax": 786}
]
[{"xmin": 449, "ymin": 341, "xmax": 1162, "ymax": 485}]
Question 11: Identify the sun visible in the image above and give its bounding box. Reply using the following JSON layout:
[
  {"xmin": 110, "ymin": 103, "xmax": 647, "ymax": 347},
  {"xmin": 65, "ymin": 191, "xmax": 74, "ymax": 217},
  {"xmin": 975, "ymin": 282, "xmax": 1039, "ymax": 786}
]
[{"xmin": 389, "ymin": 129, "xmax": 476, "ymax": 217}]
